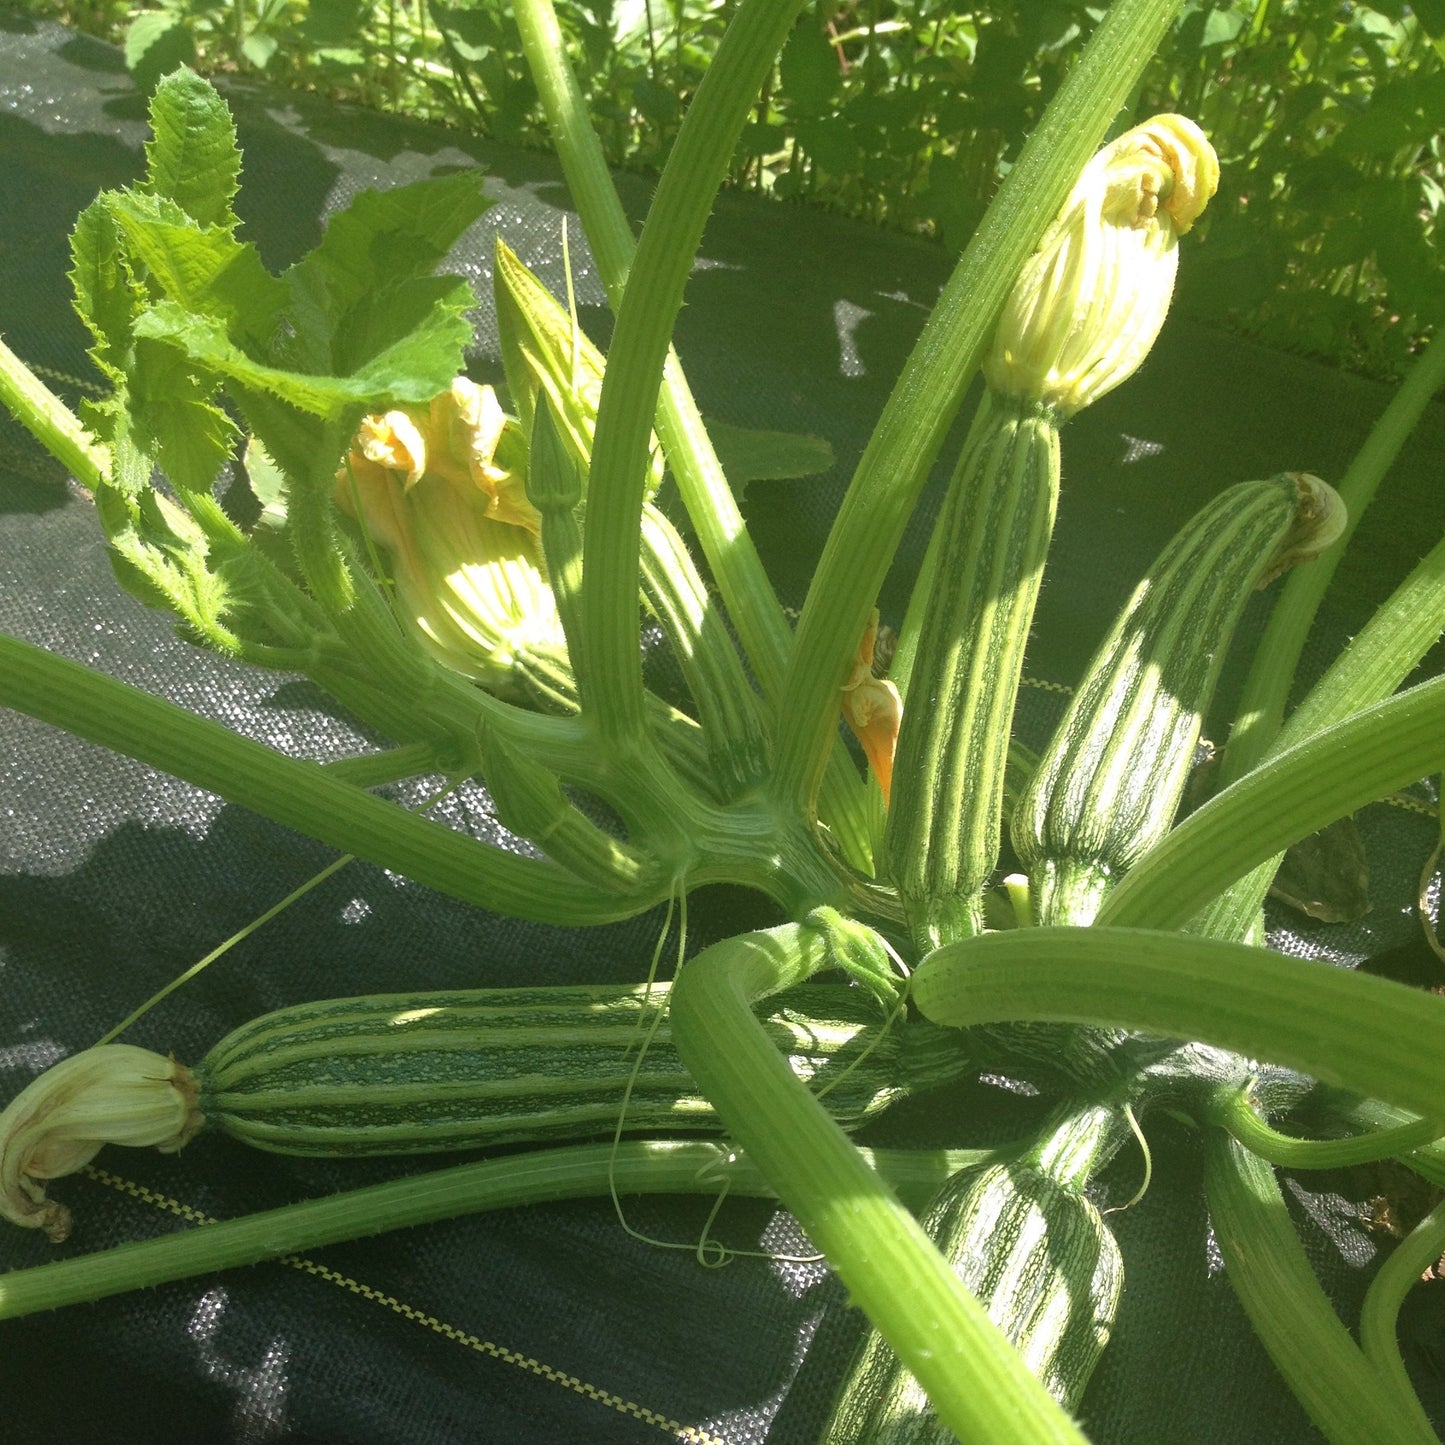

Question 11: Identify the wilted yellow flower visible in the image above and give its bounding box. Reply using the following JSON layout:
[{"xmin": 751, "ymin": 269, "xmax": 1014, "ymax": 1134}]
[
  {"xmin": 338, "ymin": 380, "xmax": 571, "ymax": 701},
  {"xmin": 0, "ymin": 1045, "xmax": 201, "ymax": 1241},
  {"xmin": 841, "ymin": 610, "xmax": 902, "ymax": 805},
  {"xmin": 984, "ymin": 115, "xmax": 1220, "ymax": 418}
]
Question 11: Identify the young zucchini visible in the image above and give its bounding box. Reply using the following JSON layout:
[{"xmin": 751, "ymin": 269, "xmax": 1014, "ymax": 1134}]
[
  {"xmin": 0, "ymin": 982, "xmax": 970, "ymax": 1238},
  {"xmin": 823, "ymin": 1105, "xmax": 1126, "ymax": 1441},
  {"xmin": 198, "ymin": 980, "xmax": 964, "ymax": 1156},
  {"xmin": 1012, "ymin": 471, "xmax": 1344, "ymax": 926}
]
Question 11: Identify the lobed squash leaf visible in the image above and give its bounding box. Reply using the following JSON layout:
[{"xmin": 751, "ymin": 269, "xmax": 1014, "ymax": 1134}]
[
  {"xmin": 108, "ymin": 191, "xmax": 287, "ymax": 354},
  {"xmin": 143, "ymin": 67, "xmax": 243, "ymax": 231},
  {"xmin": 280, "ymin": 171, "xmax": 488, "ymax": 375},
  {"xmin": 69, "ymin": 199, "xmax": 144, "ymax": 385}
]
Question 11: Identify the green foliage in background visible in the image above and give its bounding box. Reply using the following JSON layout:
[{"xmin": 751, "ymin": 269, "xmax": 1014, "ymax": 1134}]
[{"xmin": 28, "ymin": 0, "xmax": 1445, "ymax": 377}]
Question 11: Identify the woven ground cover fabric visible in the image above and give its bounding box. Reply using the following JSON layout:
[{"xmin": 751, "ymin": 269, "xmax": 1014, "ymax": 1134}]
[{"xmin": 1, "ymin": 13, "xmax": 1442, "ymax": 1443}]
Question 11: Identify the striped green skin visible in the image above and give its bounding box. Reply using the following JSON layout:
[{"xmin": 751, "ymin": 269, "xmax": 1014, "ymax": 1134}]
[
  {"xmin": 197, "ymin": 982, "xmax": 969, "ymax": 1157},
  {"xmin": 1012, "ymin": 473, "xmax": 1314, "ymax": 928},
  {"xmin": 887, "ymin": 391, "xmax": 1060, "ymax": 949},
  {"xmin": 824, "ymin": 1160, "xmax": 1123, "ymax": 1442}
]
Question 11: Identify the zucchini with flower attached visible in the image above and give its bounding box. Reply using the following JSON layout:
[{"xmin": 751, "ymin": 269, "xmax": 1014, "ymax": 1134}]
[
  {"xmin": 886, "ymin": 116, "xmax": 1220, "ymax": 951},
  {"xmin": 0, "ymin": 980, "xmax": 970, "ymax": 1242}
]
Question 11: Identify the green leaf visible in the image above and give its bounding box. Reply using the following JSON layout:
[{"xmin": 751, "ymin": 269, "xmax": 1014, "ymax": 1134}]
[
  {"xmin": 1199, "ymin": 7, "xmax": 1246, "ymax": 46},
  {"xmin": 130, "ymin": 337, "xmax": 240, "ymax": 492},
  {"xmin": 124, "ymin": 12, "xmax": 196, "ymax": 95},
  {"xmin": 96, "ymin": 482, "xmax": 237, "ymax": 646},
  {"xmin": 232, "ymin": 386, "xmax": 350, "ymax": 506},
  {"xmin": 241, "ymin": 32, "xmax": 279, "ymax": 70},
  {"xmin": 704, "ymin": 418, "xmax": 834, "ymax": 494},
  {"xmin": 135, "ymin": 268, "xmax": 474, "ymax": 423},
  {"xmin": 70, "ymin": 198, "xmax": 144, "ymax": 383},
  {"xmin": 281, "ymin": 172, "xmax": 489, "ymax": 374},
  {"xmin": 143, "ymin": 68, "xmax": 239, "ymax": 229},
  {"xmin": 1350, "ymin": 6, "xmax": 1402, "ymax": 39},
  {"xmin": 302, "ymin": 0, "xmax": 367, "ymax": 47},
  {"xmin": 109, "ymin": 191, "xmax": 287, "ymax": 353},
  {"xmin": 242, "ymin": 435, "xmax": 289, "ymax": 524},
  {"xmin": 325, "ymin": 275, "xmax": 475, "ymax": 380}
]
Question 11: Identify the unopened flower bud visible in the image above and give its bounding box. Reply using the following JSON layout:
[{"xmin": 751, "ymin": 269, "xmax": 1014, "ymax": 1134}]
[
  {"xmin": 494, "ymin": 239, "xmax": 666, "ymax": 496},
  {"xmin": 985, "ymin": 115, "xmax": 1220, "ymax": 418},
  {"xmin": 841, "ymin": 610, "xmax": 903, "ymax": 804},
  {"xmin": 0, "ymin": 1045, "xmax": 201, "ymax": 1242}
]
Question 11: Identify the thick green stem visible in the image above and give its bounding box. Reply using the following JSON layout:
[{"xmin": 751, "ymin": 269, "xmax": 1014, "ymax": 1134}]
[
  {"xmin": 0, "ymin": 630, "xmax": 650, "ymax": 925},
  {"xmin": 1096, "ymin": 675, "xmax": 1445, "ymax": 932},
  {"xmin": 1360, "ymin": 1194, "xmax": 1445, "ymax": 1414},
  {"xmin": 1212, "ymin": 1086, "xmax": 1445, "ymax": 1170},
  {"xmin": 0, "ymin": 335, "xmax": 109, "ymax": 491},
  {"xmin": 639, "ymin": 504, "xmax": 769, "ymax": 795},
  {"xmin": 510, "ymin": 0, "xmax": 896, "ymax": 871},
  {"xmin": 322, "ymin": 743, "xmax": 447, "ymax": 788},
  {"xmin": 911, "ymin": 926, "xmax": 1445, "ymax": 1122},
  {"xmin": 1204, "ymin": 1131, "xmax": 1437, "ymax": 1445},
  {"xmin": 1222, "ymin": 327, "xmax": 1445, "ymax": 787},
  {"xmin": 511, "ymin": 0, "xmax": 794, "ymax": 700},
  {"xmin": 770, "ymin": 0, "xmax": 1186, "ymax": 817},
  {"xmin": 576, "ymin": 0, "xmax": 809, "ymax": 751},
  {"xmin": 0, "ymin": 1142, "xmax": 996, "ymax": 1320},
  {"xmin": 669, "ymin": 920, "xmax": 1087, "ymax": 1445},
  {"xmin": 1191, "ymin": 526, "xmax": 1445, "ymax": 941},
  {"xmin": 1304, "ymin": 1094, "xmax": 1445, "ymax": 1190}
]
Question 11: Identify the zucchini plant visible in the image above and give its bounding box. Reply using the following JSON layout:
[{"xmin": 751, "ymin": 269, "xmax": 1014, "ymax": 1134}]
[{"xmin": 1, "ymin": 0, "xmax": 1444, "ymax": 1440}]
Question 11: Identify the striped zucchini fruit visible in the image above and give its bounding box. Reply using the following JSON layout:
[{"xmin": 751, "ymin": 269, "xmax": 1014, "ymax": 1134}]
[
  {"xmin": 1012, "ymin": 471, "xmax": 1345, "ymax": 927},
  {"xmin": 198, "ymin": 981, "xmax": 970, "ymax": 1156},
  {"xmin": 824, "ymin": 1109, "xmax": 1126, "ymax": 1441}
]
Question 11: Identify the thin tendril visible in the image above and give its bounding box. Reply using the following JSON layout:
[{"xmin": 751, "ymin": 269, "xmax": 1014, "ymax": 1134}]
[
  {"xmin": 605, "ymin": 886, "xmax": 824, "ymax": 1265},
  {"xmin": 1103, "ymin": 1102, "xmax": 1153, "ymax": 1215},
  {"xmin": 96, "ymin": 777, "xmax": 463, "ymax": 1046},
  {"xmin": 95, "ymin": 855, "xmax": 355, "ymax": 1046}
]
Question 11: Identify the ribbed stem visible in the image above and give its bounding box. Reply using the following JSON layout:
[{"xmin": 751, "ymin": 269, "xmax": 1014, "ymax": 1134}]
[
  {"xmin": 0, "ymin": 630, "xmax": 648, "ymax": 925},
  {"xmin": 1190, "ymin": 528, "xmax": 1445, "ymax": 942},
  {"xmin": 0, "ymin": 1142, "xmax": 998, "ymax": 1320},
  {"xmin": 510, "ymin": 0, "xmax": 794, "ymax": 700},
  {"xmin": 639, "ymin": 504, "xmax": 769, "ymax": 795},
  {"xmin": 1360, "ymin": 1193, "xmax": 1445, "ymax": 1417},
  {"xmin": 669, "ymin": 919, "xmax": 1088, "ymax": 1445},
  {"xmin": 510, "ymin": 0, "xmax": 876, "ymax": 869},
  {"xmin": 1212, "ymin": 1086, "xmax": 1445, "ymax": 1170},
  {"xmin": 577, "ymin": 0, "xmax": 809, "ymax": 750},
  {"xmin": 911, "ymin": 925, "xmax": 1445, "ymax": 1123},
  {"xmin": 1223, "ymin": 326, "xmax": 1445, "ymax": 787},
  {"xmin": 1204, "ymin": 1131, "xmax": 1438, "ymax": 1445},
  {"xmin": 0, "ymin": 335, "xmax": 110, "ymax": 490}
]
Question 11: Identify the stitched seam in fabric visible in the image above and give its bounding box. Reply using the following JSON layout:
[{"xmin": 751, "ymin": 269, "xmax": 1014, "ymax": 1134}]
[
  {"xmin": 82, "ymin": 1164, "xmax": 730, "ymax": 1444},
  {"xmin": 27, "ymin": 361, "xmax": 105, "ymax": 396}
]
